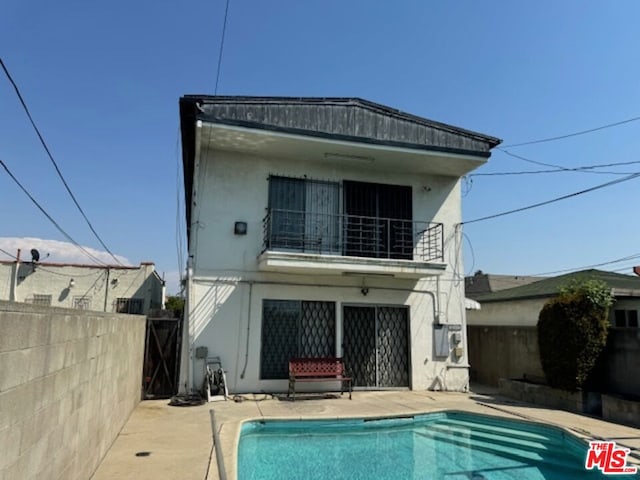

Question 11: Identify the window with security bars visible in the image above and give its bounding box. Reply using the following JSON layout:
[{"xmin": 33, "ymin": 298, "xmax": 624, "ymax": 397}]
[
  {"xmin": 260, "ymin": 300, "xmax": 336, "ymax": 379},
  {"xmin": 73, "ymin": 296, "xmax": 92, "ymax": 310},
  {"xmin": 265, "ymin": 175, "xmax": 416, "ymax": 260},
  {"xmin": 115, "ymin": 297, "xmax": 144, "ymax": 314},
  {"xmin": 32, "ymin": 294, "xmax": 52, "ymax": 306},
  {"xmin": 267, "ymin": 176, "xmax": 340, "ymax": 254}
]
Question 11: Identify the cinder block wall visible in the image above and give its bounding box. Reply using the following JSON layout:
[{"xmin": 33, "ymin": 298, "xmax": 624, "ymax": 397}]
[{"xmin": 0, "ymin": 300, "xmax": 146, "ymax": 480}]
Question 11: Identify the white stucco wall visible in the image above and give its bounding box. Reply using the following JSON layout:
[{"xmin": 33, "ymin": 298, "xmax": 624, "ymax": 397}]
[
  {"xmin": 0, "ymin": 262, "xmax": 162, "ymax": 313},
  {"xmin": 184, "ymin": 142, "xmax": 472, "ymax": 393},
  {"xmin": 466, "ymin": 298, "xmax": 548, "ymax": 327},
  {"xmin": 467, "ymin": 296, "xmax": 640, "ymax": 328}
]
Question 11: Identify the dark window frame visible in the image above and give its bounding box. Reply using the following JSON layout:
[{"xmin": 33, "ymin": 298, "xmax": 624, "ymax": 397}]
[
  {"xmin": 613, "ymin": 309, "xmax": 639, "ymax": 329},
  {"xmin": 260, "ymin": 299, "xmax": 336, "ymax": 380},
  {"xmin": 115, "ymin": 297, "xmax": 144, "ymax": 314}
]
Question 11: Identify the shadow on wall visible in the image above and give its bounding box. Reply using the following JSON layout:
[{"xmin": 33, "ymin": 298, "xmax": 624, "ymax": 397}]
[
  {"xmin": 189, "ymin": 282, "xmax": 242, "ymax": 391},
  {"xmin": 190, "ymin": 282, "xmax": 238, "ymax": 339}
]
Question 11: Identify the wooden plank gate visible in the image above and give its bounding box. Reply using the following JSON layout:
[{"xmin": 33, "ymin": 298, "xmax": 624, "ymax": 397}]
[{"xmin": 143, "ymin": 316, "xmax": 182, "ymax": 399}]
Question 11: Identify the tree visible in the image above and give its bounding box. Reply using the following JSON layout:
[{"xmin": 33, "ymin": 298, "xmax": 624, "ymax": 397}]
[
  {"xmin": 165, "ymin": 295, "xmax": 185, "ymax": 318},
  {"xmin": 537, "ymin": 279, "xmax": 613, "ymax": 392}
]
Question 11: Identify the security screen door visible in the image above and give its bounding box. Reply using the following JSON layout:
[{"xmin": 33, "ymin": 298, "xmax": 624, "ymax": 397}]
[{"xmin": 342, "ymin": 305, "xmax": 410, "ymax": 388}]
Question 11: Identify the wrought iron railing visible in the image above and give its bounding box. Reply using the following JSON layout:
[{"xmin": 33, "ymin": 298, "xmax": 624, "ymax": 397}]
[{"xmin": 262, "ymin": 209, "xmax": 444, "ymax": 262}]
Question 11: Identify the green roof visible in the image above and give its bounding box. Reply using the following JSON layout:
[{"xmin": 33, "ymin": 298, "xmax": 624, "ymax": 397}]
[{"xmin": 472, "ymin": 269, "xmax": 640, "ymax": 303}]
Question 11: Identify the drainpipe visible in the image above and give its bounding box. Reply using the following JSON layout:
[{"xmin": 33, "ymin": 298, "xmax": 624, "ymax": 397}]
[{"xmin": 9, "ymin": 249, "xmax": 20, "ymax": 302}]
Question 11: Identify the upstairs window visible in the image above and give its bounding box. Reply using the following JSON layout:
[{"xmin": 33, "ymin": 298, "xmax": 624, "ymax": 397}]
[
  {"xmin": 73, "ymin": 296, "xmax": 92, "ymax": 310},
  {"xmin": 266, "ymin": 176, "xmax": 414, "ymax": 259},
  {"xmin": 614, "ymin": 309, "xmax": 639, "ymax": 328},
  {"xmin": 116, "ymin": 297, "xmax": 144, "ymax": 314},
  {"xmin": 32, "ymin": 294, "xmax": 52, "ymax": 306},
  {"xmin": 268, "ymin": 176, "xmax": 340, "ymax": 254}
]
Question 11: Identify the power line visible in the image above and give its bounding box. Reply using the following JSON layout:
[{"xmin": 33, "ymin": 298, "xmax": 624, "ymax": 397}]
[
  {"xmin": 471, "ymin": 159, "xmax": 640, "ymax": 177},
  {"xmin": 461, "ymin": 171, "xmax": 640, "ymax": 225},
  {"xmin": 502, "ymin": 115, "xmax": 640, "ymax": 148},
  {"xmin": 497, "ymin": 148, "xmax": 566, "ymax": 170},
  {"xmin": 0, "ymin": 246, "xmax": 16, "ymax": 260},
  {"xmin": 0, "ymin": 159, "xmax": 108, "ymax": 266},
  {"xmin": 0, "ymin": 58, "xmax": 123, "ymax": 265},
  {"xmin": 525, "ymin": 252, "xmax": 640, "ymax": 277},
  {"xmin": 214, "ymin": 0, "xmax": 231, "ymax": 95},
  {"xmin": 0, "ymin": 246, "xmax": 112, "ymax": 277}
]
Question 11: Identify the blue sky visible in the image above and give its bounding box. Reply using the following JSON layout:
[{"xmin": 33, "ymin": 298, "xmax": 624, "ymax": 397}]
[{"xmin": 2, "ymin": 1, "xmax": 640, "ymax": 293}]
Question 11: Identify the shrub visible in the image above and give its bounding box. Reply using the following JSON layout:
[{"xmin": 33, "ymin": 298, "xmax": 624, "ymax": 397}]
[{"xmin": 537, "ymin": 279, "xmax": 612, "ymax": 392}]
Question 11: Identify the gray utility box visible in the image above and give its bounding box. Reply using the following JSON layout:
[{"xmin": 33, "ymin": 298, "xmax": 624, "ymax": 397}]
[{"xmin": 433, "ymin": 323, "xmax": 462, "ymax": 357}]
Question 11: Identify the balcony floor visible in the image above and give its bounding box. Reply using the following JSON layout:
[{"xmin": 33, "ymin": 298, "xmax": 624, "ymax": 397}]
[{"xmin": 258, "ymin": 250, "xmax": 446, "ymax": 279}]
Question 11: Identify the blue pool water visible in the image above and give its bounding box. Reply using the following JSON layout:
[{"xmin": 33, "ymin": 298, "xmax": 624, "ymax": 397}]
[{"xmin": 238, "ymin": 411, "xmax": 638, "ymax": 479}]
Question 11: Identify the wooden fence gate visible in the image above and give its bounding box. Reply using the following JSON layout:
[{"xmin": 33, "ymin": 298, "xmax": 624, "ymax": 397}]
[{"xmin": 143, "ymin": 316, "xmax": 182, "ymax": 399}]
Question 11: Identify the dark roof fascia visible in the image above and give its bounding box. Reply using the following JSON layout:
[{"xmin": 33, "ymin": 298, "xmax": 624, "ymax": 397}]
[
  {"xmin": 179, "ymin": 95, "xmax": 502, "ymax": 243},
  {"xmin": 180, "ymin": 99, "xmax": 198, "ymax": 242},
  {"xmin": 201, "ymin": 116, "xmax": 493, "ymax": 159},
  {"xmin": 182, "ymin": 95, "xmax": 502, "ymax": 147}
]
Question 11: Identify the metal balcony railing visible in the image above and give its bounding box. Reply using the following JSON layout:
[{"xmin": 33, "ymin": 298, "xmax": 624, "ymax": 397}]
[{"xmin": 262, "ymin": 209, "xmax": 444, "ymax": 262}]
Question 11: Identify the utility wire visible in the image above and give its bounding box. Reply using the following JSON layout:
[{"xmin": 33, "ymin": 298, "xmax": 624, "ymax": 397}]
[
  {"xmin": 525, "ymin": 252, "xmax": 640, "ymax": 277},
  {"xmin": 214, "ymin": 0, "xmax": 231, "ymax": 95},
  {"xmin": 498, "ymin": 148, "xmax": 576, "ymax": 171},
  {"xmin": 471, "ymin": 159, "xmax": 640, "ymax": 177},
  {"xmin": 0, "ymin": 246, "xmax": 112, "ymax": 277},
  {"xmin": 461, "ymin": 171, "xmax": 640, "ymax": 225},
  {"xmin": 0, "ymin": 58, "xmax": 123, "ymax": 265},
  {"xmin": 0, "ymin": 159, "xmax": 108, "ymax": 266},
  {"xmin": 502, "ymin": 115, "xmax": 640, "ymax": 148},
  {"xmin": 0, "ymin": 246, "xmax": 16, "ymax": 260}
]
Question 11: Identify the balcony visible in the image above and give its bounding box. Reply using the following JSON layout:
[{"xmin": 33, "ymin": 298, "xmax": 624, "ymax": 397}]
[{"xmin": 258, "ymin": 209, "xmax": 446, "ymax": 278}]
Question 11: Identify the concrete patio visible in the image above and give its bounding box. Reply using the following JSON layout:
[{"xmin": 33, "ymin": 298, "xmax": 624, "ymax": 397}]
[{"xmin": 92, "ymin": 387, "xmax": 640, "ymax": 480}]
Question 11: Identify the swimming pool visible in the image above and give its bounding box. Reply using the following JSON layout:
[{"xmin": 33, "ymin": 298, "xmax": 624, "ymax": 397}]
[{"xmin": 238, "ymin": 411, "xmax": 638, "ymax": 479}]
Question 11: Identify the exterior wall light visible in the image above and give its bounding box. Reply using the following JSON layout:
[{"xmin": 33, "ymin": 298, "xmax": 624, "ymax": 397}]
[
  {"xmin": 234, "ymin": 221, "xmax": 248, "ymax": 235},
  {"xmin": 69, "ymin": 278, "xmax": 75, "ymax": 288}
]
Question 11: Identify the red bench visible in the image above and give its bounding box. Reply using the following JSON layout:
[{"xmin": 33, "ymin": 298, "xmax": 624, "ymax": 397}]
[{"xmin": 288, "ymin": 357, "xmax": 352, "ymax": 400}]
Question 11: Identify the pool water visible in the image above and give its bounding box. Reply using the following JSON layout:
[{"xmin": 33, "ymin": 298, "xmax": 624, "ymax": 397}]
[{"xmin": 238, "ymin": 411, "xmax": 638, "ymax": 479}]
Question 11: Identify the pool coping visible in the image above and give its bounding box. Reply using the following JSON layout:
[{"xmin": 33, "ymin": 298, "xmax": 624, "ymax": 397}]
[{"xmin": 212, "ymin": 396, "xmax": 640, "ymax": 480}]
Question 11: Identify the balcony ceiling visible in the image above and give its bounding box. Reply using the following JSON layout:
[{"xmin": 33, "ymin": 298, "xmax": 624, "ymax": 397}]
[{"xmin": 199, "ymin": 122, "xmax": 490, "ymax": 177}]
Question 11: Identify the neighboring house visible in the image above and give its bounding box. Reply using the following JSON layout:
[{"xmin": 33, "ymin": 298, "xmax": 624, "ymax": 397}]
[
  {"xmin": 179, "ymin": 95, "xmax": 500, "ymax": 395},
  {"xmin": 0, "ymin": 253, "xmax": 165, "ymax": 315},
  {"xmin": 465, "ymin": 270, "xmax": 543, "ymax": 299},
  {"xmin": 466, "ymin": 269, "xmax": 640, "ymax": 396}
]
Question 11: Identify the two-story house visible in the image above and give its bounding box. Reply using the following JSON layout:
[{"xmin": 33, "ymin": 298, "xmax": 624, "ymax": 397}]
[{"xmin": 179, "ymin": 96, "xmax": 500, "ymax": 395}]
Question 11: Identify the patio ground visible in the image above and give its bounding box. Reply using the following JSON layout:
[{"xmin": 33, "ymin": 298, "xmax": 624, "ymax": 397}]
[{"xmin": 92, "ymin": 386, "xmax": 640, "ymax": 480}]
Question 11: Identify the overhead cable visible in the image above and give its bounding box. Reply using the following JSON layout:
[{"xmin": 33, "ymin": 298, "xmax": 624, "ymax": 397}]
[
  {"xmin": 0, "ymin": 58, "xmax": 123, "ymax": 265},
  {"xmin": 502, "ymin": 115, "xmax": 640, "ymax": 148},
  {"xmin": 0, "ymin": 159, "xmax": 108, "ymax": 266},
  {"xmin": 461, "ymin": 171, "xmax": 640, "ymax": 225},
  {"xmin": 214, "ymin": 0, "xmax": 231, "ymax": 94}
]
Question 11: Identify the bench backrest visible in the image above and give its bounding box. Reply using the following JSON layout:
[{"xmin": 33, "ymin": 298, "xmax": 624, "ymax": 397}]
[{"xmin": 289, "ymin": 357, "xmax": 345, "ymax": 377}]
